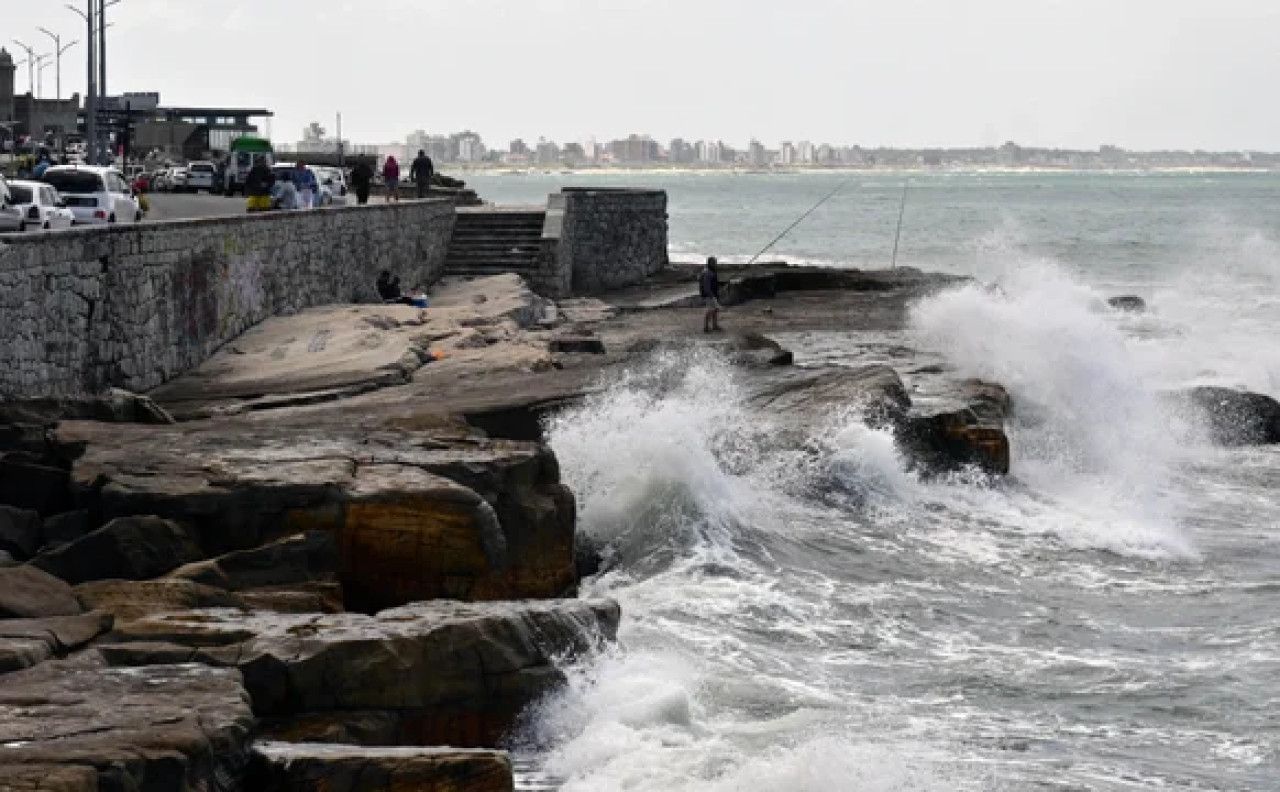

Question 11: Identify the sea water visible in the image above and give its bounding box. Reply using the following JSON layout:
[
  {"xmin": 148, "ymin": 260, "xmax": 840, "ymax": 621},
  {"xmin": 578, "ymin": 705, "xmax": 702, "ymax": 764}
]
[{"xmin": 466, "ymin": 171, "xmax": 1280, "ymax": 790}]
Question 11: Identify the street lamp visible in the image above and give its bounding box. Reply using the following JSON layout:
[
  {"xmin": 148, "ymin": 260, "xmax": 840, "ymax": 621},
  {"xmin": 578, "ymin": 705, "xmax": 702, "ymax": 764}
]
[
  {"xmin": 100, "ymin": 0, "xmax": 121, "ymax": 109},
  {"xmin": 11, "ymin": 40, "xmax": 35, "ymax": 96},
  {"xmin": 66, "ymin": 1, "xmax": 96, "ymax": 163},
  {"xmin": 34, "ymin": 54, "xmax": 52, "ymax": 100},
  {"xmin": 37, "ymin": 28, "xmax": 79, "ymax": 104}
]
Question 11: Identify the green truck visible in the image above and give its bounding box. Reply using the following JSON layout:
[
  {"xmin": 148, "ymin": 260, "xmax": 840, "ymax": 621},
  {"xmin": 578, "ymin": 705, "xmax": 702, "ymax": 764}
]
[{"xmin": 220, "ymin": 136, "xmax": 274, "ymax": 195}]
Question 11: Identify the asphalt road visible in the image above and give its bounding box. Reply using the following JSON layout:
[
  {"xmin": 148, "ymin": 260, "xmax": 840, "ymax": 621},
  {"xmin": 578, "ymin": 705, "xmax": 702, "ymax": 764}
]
[{"xmin": 144, "ymin": 192, "xmax": 248, "ymax": 222}]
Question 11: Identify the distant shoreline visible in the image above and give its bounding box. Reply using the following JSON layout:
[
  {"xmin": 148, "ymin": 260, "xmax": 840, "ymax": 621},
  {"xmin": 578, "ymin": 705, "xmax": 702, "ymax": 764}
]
[{"xmin": 452, "ymin": 166, "xmax": 1278, "ymax": 176}]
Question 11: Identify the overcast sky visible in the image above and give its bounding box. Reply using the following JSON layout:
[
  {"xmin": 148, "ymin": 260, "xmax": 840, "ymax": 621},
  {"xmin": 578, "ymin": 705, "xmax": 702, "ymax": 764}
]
[{"xmin": 8, "ymin": 0, "xmax": 1280, "ymax": 150}]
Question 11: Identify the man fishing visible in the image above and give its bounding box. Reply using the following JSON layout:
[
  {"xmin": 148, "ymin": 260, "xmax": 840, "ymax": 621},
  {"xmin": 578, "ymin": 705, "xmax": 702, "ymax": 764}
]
[{"xmin": 699, "ymin": 256, "xmax": 722, "ymax": 333}]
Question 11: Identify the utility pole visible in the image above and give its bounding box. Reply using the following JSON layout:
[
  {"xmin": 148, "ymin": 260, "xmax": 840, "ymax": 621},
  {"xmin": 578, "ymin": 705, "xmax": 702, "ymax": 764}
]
[
  {"xmin": 66, "ymin": 1, "xmax": 96, "ymax": 163},
  {"xmin": 99, "ymin": 0, "xmax": 121, "ymax": 163},
  {"xmin": 37, "ymin": 28, "xmax": 79, "ymax": 104},
  {"xmin": 10, "ymin": 41, "xmax": 34, "ymax": 96},
  {"xmin": 337, "ymin": 111, "xmax": 343, "ymax": 167}
]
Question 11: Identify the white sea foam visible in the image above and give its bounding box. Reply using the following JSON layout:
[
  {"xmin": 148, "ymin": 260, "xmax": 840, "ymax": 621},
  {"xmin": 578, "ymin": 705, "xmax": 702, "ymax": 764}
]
[{"xmin": 908, "ymin": 246, "xmax": 1198, "ymax": 558}]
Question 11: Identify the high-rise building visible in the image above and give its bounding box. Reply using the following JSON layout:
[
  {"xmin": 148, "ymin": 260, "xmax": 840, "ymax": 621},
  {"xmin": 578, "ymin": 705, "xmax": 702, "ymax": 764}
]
[
  {"xmin": 668, "ymin": 138, "xmax": 694, "ymax": 164},
  {"xmin": 748, "ymin": 139, "xmax": 767, "ymax": 167},
  {"xmin": 510, "ymin": 138, "xmax": 530, "ymax": 156},
  {"xmin": 696, "ymin": 140, "xmax": 723, "ymax": 164},
  {"xmin": 779, "ymin": 141, "xmax": 796, "ymax": 166},
  {"xmin": 610, "ymin": 134, "xmax": 658, "ymax": 163},
  {"xmin": 583, "ymin": 136, "xmax": 599, "ymax": 162},
  {"xmin": 797, "ymin": 140, "xmax": 815, "ymax": 164},
  {"xmin": 454, "ymin": 130, "xmax": 486, "ymax": 162},
  {"xmin": 535, "ymin": 137, "xmax": 560, "ymax": 164}
]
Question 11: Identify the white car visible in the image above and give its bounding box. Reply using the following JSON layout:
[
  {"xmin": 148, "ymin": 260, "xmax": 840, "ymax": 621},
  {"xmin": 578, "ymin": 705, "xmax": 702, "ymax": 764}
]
[
  {"xmin": 41, "ymin": 165, "xmax": 143, "ymax": 225},
  {"xmin": 0, "ymin": 174, "xmax": 26, "ymax": 232},
  {"xmin": 186, "ymin": 161, "xmax": 216, "ymax": 192},
  {"xmin": 10, "ymin": 180, "xmax": 75, "ymax": 230},
  {"xmin": 164, "ymin": 167, "xmax": 188, "ymax": 192},
  {"xmin": 317, "ymin": 167, "xmax": 347, "ymax": 203}
]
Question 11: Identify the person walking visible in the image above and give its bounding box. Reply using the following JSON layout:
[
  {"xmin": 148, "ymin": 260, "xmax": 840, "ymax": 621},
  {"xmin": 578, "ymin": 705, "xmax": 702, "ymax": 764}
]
[
  {"xmin": 295, "ymin": 162, "xmax": 317, "ymax": 210},
  {"xmin": 351, "ymin": 160, "xmax": 374, "ymax": 205},
  {"xmin": 410, "ymin": 149, "xmax": 434, "ymax": 199},
  {"xmin": 383, "ymin": 156, "xmax": 401, "ymax": 203},
  {"xmin": 699, "ymin": 256, "xmax": 722, "ymax": 333},
  {"xmin": 244, "ymin": 155, "xmax": 275, "ymax": 213}
]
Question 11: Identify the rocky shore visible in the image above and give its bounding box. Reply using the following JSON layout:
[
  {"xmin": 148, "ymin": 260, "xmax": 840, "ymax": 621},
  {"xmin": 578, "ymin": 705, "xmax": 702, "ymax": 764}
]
[{"xmin": 2, "ymin": 263, "xmax": 1277, "ymax": 790}]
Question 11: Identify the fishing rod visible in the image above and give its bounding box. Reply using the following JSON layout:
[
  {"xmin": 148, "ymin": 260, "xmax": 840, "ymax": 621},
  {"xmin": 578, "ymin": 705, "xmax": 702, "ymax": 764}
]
[
  {"xmin": 746, "ymin": 179, "xmax": 849, "ymax": 266},
  {"xmin": 890, "ymin": 179, "xmax": 910, "ymax": 269}
]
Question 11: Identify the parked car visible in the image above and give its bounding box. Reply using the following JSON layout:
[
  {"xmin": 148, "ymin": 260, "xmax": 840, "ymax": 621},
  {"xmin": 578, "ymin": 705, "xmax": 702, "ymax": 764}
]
[
  {"xmin": 186, "ymin": 161, "xmax": 216, "ymax": 192},
  {"xmin": 151, "ymin": 169, "xmax": 170, "ymax": 192},
  {"xmin": 10, "ymin": 180, "xmax": 75, "ymax": 230},
  {"xmin": 164, "ymin": 167, "xmax": 188, "ymax": 192},
  {"xmin": 317, "ymin": 167, "xmax": 347, "ymax": 202},
  {"xmin": 40, "ymin": 165, "xmax": 142, "ymax": 225},
  {"xmin": 0, "ymin": 174, "xmax": 26, "ymax": 232}
]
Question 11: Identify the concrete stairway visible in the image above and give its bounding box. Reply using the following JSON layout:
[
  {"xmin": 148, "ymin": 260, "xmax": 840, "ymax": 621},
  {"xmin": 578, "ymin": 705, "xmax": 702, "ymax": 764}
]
[{"xmin": 445, "ymin": 209, "xmax": 546, "ymax": 277}]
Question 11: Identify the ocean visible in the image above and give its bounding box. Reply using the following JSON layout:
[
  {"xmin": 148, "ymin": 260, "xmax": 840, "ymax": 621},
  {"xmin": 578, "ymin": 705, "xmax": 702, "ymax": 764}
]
[{"xmin": 469, "ymin": 171, "xmax": 1280, "ymax": 790}]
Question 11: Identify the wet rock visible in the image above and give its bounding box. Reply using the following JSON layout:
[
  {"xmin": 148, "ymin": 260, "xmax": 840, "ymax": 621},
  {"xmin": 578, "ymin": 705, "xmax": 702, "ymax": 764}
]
[
  {"xmin": 0, "ymin": 504, "xmax": 43, "ymax": 560},
  {"xmin": 168, "ymin": 532, "xmax": 336, "ymax": 592},
  {"xmin": 245, "ymin": 743, "xmax": 514, "ymax": 792},
  {"xmin": 0, "ymin": 765, "xmax": 100, "ymax": 791},
  {"xmin": 0, "ymin": 660, "xmax": 254, "ymax": 789},
  {"xmin": 899, "ymin": 380, "xmax": 1013, "ymax": 478},
  {"xmin": 731, "ymin": 332, "xmax": 794, "ymax": 368},
  {"xmin": 0, "ymin": 612, "xmax": 113, "ymax": 674},
  {"xmin": 551, "ymin": 335, "xmax": 607, "ymax": 355},
  {"xmin": 0, "ymin": 389, "xmax": 175, "ymax": 426},
  {"xmin": 1107, "ymin": 294, "xmax": 1147, "ymax": 313},
  {"xmin": 1168, "ymin": 386, "xmax": 1280, "ymax": 446},
  {"xmin": 238, "ymin": 584, "xmax": 345, "ymax": 614},
  {"xmin": 32, "ymin": 516, "xmax": 204, "ymax": 586},
  {"xmin": 101, "ymin": 598, "xmax": 620, "ymax": 748},
  {"xmin": 41, "ymin": 509, "xmax": 92, "ymax": 546},
  {"xmin": 74, "ymin": 579, "xmax": 245, "ymax": 621},
  {"xmin": 746, "ymin": 365, "xmax": 912, "ymax": 426},
  {"xmin": 0, "ymin": 565, "xmax": 82, "ymax": 619},
  {"xmin": 58, "ymin": 421, "xmax": 578, "ymax": 611},
  {"xmin": 257, "ymin": 711, "xmax": 406, "ymax": 746},
  {"xmin": 0, "ymin": 550, "xmax": 16, "ymax": 568},
  {"xmin": 0, "ymin": 455, "xmax": 71, "ymax": 516}
]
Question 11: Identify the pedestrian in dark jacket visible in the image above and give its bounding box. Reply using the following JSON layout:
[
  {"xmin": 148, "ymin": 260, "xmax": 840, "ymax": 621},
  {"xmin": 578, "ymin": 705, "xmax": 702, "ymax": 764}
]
[
  {"xmin": 351, "ymin": 161, "xmax": 374, "ymax": 205},
  {"xmin": 410, "ymin": 149, "xmax": 434, "ymax": 199},
  {"xmin": 245, "ymin": 156, "xmax": 275, "ymax": 212},
  {"xmin": 699, "ymin": 256, "xmax": 722, "ymax": 333}
]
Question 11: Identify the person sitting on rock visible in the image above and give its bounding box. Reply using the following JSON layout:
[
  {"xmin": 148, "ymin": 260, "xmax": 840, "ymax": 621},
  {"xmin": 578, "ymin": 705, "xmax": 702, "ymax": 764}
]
[
  {"xmin": 699, "ymin": 256, "xmax": 723, "ymax": 333},
  {"xmin": 377, "ymin": 271, "xmax": 422, "ymax": 306}
]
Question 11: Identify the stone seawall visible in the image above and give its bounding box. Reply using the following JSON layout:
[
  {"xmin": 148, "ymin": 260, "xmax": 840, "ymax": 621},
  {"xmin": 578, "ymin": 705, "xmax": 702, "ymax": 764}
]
[
  {"xmin": 0, "ymin": 201, "xmax": 455, "ymax": 399},
  {"xmin": 558, "ymin": 189, "xmax": 668, "ymax": 294}
]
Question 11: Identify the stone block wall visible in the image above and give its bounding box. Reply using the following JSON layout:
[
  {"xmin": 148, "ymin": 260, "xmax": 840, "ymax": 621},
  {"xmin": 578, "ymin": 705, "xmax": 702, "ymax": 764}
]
[
  {"xmin": 0, "ymin": 201, "xmax": 455, "ymax": 399},
  {"xmin": 558, "ymin": 189, "xmax": 668, "ymax": 294}
]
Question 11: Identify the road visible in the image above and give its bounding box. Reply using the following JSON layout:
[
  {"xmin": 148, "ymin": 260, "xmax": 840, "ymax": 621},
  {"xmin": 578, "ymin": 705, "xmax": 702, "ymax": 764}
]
[{"xmin": 144, "ymin": 192, "xmax": 247, "ymax": 222}]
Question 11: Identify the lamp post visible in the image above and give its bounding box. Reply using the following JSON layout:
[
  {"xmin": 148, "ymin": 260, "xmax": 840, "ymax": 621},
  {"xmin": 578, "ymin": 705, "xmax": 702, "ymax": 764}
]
[
  {"xmin": 11, "ymin": 40, "xmax": 35, "ymax": 96},
  {"xmin": 36, "ymin": 28, "xmax": 79, "ymax": 104},
  {"xmin": 99, "ymin": 0, "xmax": 121, "ymax": 111},
  {"xmin": 34, "ymin": 55, "xmax": 52, "ymax": 100},
  {"xmin": 66, "ymin": 1, "xmax": 95, "ymax": 163}
]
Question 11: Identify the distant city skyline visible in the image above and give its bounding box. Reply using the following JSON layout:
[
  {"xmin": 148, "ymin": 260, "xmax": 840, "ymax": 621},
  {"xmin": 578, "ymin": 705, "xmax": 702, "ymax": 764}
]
[{"xmin": 281, "ymin": 123, "xmax": 1280, "ymax": 170}]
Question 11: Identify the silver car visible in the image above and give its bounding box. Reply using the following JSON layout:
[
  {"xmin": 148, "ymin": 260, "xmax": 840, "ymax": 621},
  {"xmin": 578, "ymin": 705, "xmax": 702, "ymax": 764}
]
[{"xmin": 0, "ymin": 174, "xmax": 26, "ymax": 232}]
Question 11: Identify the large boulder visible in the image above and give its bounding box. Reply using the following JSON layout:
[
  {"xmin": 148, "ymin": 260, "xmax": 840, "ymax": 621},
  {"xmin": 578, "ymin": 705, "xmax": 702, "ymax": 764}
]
[
  {"xmin": 0, "ymin": 565, "xmax": 83, "ymax": 619},
  {"xmin": 745, "ymin": 365, "xmax": 912, "ymax": 427},
  {"xmin": 31, "ymin": 516, "xmax": 204, "ymax": 585},
  {"xmin": 0, "ymin": 661, "xmax": 254, "ymax": 789},
  {"xmin": 0, "ymin": 504, "xmax": 43, "ymax": 560},
  {"xmin": 100, "ymin": 598, "xmax": 621, "ymax": 748},
  {"xmin": 74, "ymin": 579, "xmax": 245, "ymax": 622},
  {"xmin": 1167, "ymin": 387, "xmax": 1280, "ymax": 446},
  {"xmin": 1107, "ymin": 294, "xmax": 1147, "ymax": 313},
  {"xmin": 57, "ymin": 421, "xmax": 578, "ymax": 611},
  {"xmin": 245, "ymin": 743, "xmax": 514, "ymax": 792},
  {"xmin": 0, "ymin": 389, "xmax": 174, "ymax": 426},
  {"xmin": 899, "ymin": 380, "xmax": 1013, "ymax": 477},
  {"xmin": 168, "ymin": 532, "xmax": 337, "ymax": 592},
  {"xmin": 0, "ymin": 611, "xmax": 113, "ymax": 674},
  {"xmin": 0, "ymin": 765, "xmax": 100, "ymax": 791}
]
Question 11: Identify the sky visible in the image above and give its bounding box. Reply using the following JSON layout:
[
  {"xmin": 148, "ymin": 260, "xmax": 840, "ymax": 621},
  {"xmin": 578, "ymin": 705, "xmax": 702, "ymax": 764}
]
[{"xmin": 7, "ymin": 0, "xmax": 1280, "ymax": 151}]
